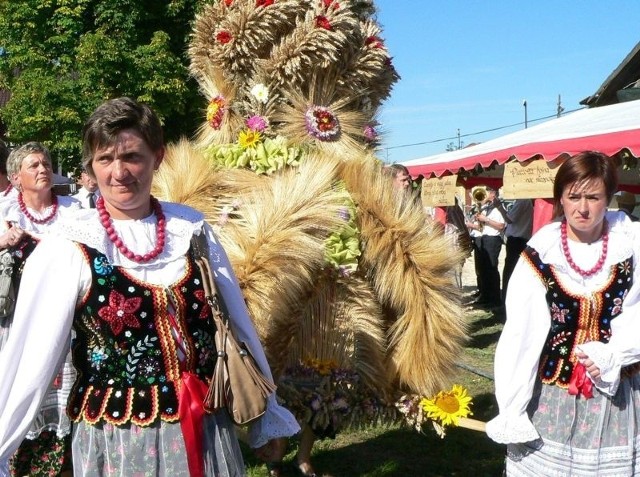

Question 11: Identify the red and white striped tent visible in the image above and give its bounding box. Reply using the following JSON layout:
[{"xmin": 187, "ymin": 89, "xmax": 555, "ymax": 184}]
[{"xmin": 401, "ymin": 99, "xmax": 640, "ymax": 187}]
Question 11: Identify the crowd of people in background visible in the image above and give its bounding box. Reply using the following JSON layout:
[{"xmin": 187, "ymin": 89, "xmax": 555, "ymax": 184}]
[{"xmin": 1, "ymin": 140, "xmax": 639, "ymax": 476}]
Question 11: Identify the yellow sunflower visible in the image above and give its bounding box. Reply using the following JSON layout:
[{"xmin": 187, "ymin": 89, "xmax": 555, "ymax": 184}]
[{"xmin": 419, "ymin": 385, "xmax": 473, "ymax": 427}]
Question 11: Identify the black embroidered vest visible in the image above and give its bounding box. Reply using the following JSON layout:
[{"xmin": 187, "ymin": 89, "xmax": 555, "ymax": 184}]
[
  {"xmin": 67, "ymin": 244, "xmax": 216, "ymax": 426},
  {"xmin": 522, "ymin": 246, "xmax": 633, "ymax": 389}
]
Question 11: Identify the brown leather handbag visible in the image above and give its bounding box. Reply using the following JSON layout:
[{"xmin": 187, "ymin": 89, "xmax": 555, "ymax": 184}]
[{"xmin": 193, "ymin": 245, "xmax": 277, "ymax": 426}]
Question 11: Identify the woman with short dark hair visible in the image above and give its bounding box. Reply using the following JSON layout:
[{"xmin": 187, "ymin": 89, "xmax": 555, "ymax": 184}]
[
  {"xmin": 487, "ymin": 151, "xmax": 640, "ymax": 475},
  {"xmin": 0, "ymin": 98, "xmax": 299, "ymax": 476}
]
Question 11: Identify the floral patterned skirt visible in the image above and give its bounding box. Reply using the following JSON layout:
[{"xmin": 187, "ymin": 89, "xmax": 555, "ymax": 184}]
[
  {"xmin": 71, "ymin": 412, "xmax": 245, "ymax": 477},
  {"xmin": 506, "ymin": 375, "xmax": 640, "ymax": 476},
  {"xmin": 10, "ymin": 430, "xmax": 72, "ymax": 477}
]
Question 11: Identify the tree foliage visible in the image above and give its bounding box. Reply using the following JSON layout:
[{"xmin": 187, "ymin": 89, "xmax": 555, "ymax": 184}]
[{"xmin": 0, "ymin": 0, "xmax": 204, "ymax": 171}]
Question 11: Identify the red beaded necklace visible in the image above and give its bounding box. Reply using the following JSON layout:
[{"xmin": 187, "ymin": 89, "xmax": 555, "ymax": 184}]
[
  {"xmin": 97, "ymin": 195, "xmax": 166, "ymax": 263},
  {"xmin": 560, "ymin": 219, "xmax": 609, "ymax": 277},
  {"xmin": 2, "ymin": 184, "xmax": 13, "ymax": 197},
  {"xmin": 18, "ymin": 192, "xmax": 59, "ymax": 224}
]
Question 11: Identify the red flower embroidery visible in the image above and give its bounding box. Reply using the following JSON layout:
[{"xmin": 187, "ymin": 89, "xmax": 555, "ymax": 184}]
[
  {"xmin": 216, "ymin": 31, "xmax": 232, "ymax": 44},
  {"xmin": 256, "ymin": 0, "xmax": 274, "ymax": 6},
  {"xmin": 194, "ymin": 290, "xmax": 211, "ymax": 319},
  {"xmin": 98, "ymin": 290, "xmax": 142, "ymax": 335},
  {"xmin": 315, "ymin": 15, "xmax": 332, "ymax": 30},
  {"xmin": 322, "ymin": 0, "xmax": 339, "ymax": 8},
  {"xmin": 224, "ymin": 0, "xmax": 233, "ymax": 5}
]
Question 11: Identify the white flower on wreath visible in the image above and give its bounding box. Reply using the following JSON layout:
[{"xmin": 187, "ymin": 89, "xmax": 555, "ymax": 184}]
[{"xmin": 250, "ymin": 83, "xmax": 269, "ymax": 104}]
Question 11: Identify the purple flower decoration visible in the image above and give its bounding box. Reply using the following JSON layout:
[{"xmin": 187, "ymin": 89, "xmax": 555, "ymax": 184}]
[
  {"xmin": 364, "ymin": 124, "xmax": 378, "ymax": 142},
  {"xmin": 246, "ymin": 114, "xmax": 267, "ymax": 132},
  {"xmin": 338, "ymin": 207, "xmax": 350, "ymax": 221}
]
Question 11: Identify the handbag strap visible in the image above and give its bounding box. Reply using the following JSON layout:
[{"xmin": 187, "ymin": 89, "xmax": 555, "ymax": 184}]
[{"xmin": 190, "ymin": 231, "xmax": 226, "ymax": 321}]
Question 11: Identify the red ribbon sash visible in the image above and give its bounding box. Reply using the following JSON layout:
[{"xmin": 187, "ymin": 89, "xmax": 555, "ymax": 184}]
[
  {"xmin": 178, "ymin": 372, "xmax": 209, "ymax": 477},
  {"xmin": 568, "ymin": 362, "xmax": 594, "ymax": 399}
]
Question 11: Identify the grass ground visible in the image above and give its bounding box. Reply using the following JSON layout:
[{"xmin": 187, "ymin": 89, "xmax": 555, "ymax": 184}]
[{"xmin": 244, "ymin": 289, "xmax": 508, "ymax": 477}]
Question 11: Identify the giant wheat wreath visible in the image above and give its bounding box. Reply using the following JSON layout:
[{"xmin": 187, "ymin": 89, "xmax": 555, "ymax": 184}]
[{"xmin": 152, "ymin": 0, "xmax": 467, "ymax": 434}]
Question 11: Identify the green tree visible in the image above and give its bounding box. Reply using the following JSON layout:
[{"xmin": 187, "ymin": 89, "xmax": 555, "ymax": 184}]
[{"xmin": 0, "ymin": 0, "xmax": 204, "ymax": 171}]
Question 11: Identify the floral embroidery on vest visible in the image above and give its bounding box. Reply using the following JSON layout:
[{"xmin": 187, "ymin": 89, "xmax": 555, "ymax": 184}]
[
  {"xmin": 522, "ymin": 246, "xmax": 633, "ymax": 389},
  {"xmin": 68, "ymin": 243, "xmax": 216, "ymax": 427}
]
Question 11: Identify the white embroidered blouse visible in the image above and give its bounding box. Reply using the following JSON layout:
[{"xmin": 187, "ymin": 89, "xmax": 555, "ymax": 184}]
[{"xmin": 487, "ymin": 210, "xmax": 640, "ymax": 444}]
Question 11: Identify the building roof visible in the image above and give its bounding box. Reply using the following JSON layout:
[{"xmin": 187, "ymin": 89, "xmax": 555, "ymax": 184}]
[{"xmin": 581, "ymin": 41, "xmax": 640, "ymax": 107}]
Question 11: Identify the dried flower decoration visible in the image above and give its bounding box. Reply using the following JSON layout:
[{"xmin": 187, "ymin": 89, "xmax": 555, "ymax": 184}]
[
  {"xmin": 322, "ymin": 0, "xmax": 340, "ymax": 9},
  {"xmin": 363, "ymin": 124, "xmax": 378, "ymax": 143},
  {"xmin": 246, "ymin": 115, "xmax": 268, "ymax": 132},
  {"xmin": 206, "ymin": 96, "xmax": 226, "ymax": 129},
  {"xmin": 250, "ymin": 83, "xmax": 269, "ymax": 104},
  {"xmin": 315, "ymin": 15, "xmax": 332, "ymax": 30},
  {"xmin": 238, "ymin": 129, "xmax": 262, "ymax": 149},
  {"xmin": 365, "ymin": 36, "xmax": 383, "ymax": 48},
  {"xmin": 216, "ymin": 31, "xmax": 232, "ymax": 44},
  {"xmin": 305, "ymin": 106, "xmax": 340, "ymax": 141}
]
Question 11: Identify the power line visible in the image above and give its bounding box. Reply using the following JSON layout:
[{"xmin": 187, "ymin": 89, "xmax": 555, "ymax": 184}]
[{"xmin": 385, "ymin": 107, "xmax": 585, "ymax": 151}]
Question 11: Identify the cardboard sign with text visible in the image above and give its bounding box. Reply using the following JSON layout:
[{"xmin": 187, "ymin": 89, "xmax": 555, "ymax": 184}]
[
  {"xmin": 421, "ymin": 174, "xmax": 458, "ymax": 206},
  {"xmin": 502, "ymin": 159, "xmax": 561, "ymax": 199}
]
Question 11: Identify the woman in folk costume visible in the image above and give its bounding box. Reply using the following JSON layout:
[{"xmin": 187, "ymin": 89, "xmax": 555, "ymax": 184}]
[
  {"xmin": 152, "ymin": 1, "xmax": 468, "ymax": 475},
  {"xmin": 487, "ymin": 151, "xmax": 640, "ymax": 476},
  {"xmin": 0, "ymin": 141, "xmax": 81, "ymax": 476},
  {"xmin": 0, "ymin": 97, "xmax": 299, "ymax": 477}
]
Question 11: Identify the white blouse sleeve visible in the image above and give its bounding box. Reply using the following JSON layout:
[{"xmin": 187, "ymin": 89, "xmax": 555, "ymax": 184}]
[
  {"xmin": 202, "ymin": 225, "xmax": 300, "ymax": 448},
  {"xmin": 0, "ymin": 236, "xmax": 86, "ymax": 474},
  {"xmin": 486, "ymin": 257, "xmax": 550, "ymax": 444}
]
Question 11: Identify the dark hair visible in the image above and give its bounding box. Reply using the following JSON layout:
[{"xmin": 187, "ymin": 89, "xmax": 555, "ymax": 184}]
[
  {"xmin": 552, "ymin": 151, "xmax": 618, "ymax": 219},
  {"xmin": 82, "ymin": 97, "xmax": 163, "ymax": 177},
  {"xmin": 0, "ymin": 140, "xmax": 8, "ymax": 176}
]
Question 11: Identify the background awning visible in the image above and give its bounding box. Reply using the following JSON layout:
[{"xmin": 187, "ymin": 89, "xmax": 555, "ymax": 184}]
[{"xmin": 401, "ymin": 99, "xmax": 640, "ymax": 179}]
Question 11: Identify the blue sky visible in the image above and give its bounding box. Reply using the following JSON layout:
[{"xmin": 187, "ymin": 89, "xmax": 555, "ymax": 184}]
[{"xmin": 374, "ymin": 1, "xmax": 640, "ymax": 164}]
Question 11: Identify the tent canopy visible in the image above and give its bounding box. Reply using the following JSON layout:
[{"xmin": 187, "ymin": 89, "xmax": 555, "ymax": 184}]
[{"xmin": 401, "ymin": 100, "xmax": 640, "ymax": 179}]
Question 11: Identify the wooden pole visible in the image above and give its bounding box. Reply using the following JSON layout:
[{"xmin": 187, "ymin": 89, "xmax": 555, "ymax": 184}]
[{"xmin": 457, "ymin": 417, "xmax": 486, "ymax": 433}]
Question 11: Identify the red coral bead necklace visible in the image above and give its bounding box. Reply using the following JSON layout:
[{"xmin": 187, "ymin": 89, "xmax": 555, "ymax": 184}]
[
  {"xmin": 2, "ymin": 184, "xmax": 13, "ymax": 197},
  {"xmin": 18, "ymin": 191, "xmax": 59, "ymax": 224},
  {"xmin": 560, "ymin": 219, "xmax": 608, "ymax": 277},
  {"xmin": 97, "ymin": 195, "xmax": 166, "ymax": 263}
]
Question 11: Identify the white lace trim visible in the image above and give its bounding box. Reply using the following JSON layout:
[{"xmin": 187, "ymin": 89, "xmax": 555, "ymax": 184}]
[
  {"xmin": 486, "ymin": 414, "xmax": 540, "ymax": 444},
  {"xmin": 57, "ymin": 202, "xmax": 205, "ymax": 267},
  {"xmin": 248, "ymin": 394, "xmax": 301, "ymax": 448},
  {"xmin": 577, "ymin": 341, "xmax": 621, "ymax": 396}
]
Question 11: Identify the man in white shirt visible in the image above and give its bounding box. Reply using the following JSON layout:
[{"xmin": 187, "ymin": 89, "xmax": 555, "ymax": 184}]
[
  {"xmin": 502, "ymin": 199, "xmax": 533, "ymax": 300},
  {"xmin": 476, "ymin": 186, "xmax": 508, "ymax": 308},
  {"xmin": 74, "ymin": 168, "xmax": 99, "ymax": 208}
]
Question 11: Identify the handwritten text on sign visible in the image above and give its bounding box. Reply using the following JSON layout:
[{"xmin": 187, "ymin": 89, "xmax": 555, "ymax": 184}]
[
  {"xmin": 421, "ymin": 174, "xmax": 458, "ymax": 206},
  {"xmin": 503, "ymin": 159, "xmax": 561, "ymax": 199}
]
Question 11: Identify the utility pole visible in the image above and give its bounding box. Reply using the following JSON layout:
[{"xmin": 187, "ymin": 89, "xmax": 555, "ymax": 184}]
[
  {"xmin": 457, "ymin": 128, "xmax": 461, "ymax": 149},
  {"xmin": 523, "ymin": 100, "xmax": 528, "ymax": 128},
  {"xmin": 557, "ymin": 94, "xmax": 565, "ymax": 117}
]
